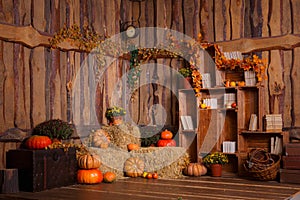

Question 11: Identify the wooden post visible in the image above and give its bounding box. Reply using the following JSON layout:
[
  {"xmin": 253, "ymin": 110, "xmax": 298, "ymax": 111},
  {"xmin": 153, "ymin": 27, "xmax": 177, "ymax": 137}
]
[{"xmin": 0, "ymin": 168, "xmax": 19, "ymax": 193}]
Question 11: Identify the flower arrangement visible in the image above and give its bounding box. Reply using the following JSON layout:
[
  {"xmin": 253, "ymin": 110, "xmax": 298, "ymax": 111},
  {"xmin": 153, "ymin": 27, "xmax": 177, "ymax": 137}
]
[
  {"xmin": 214, "ymin": 44, "xmax": 267, "ymax": 82},
  {"xmin": 105, "ymin": 106, "xmax": 126, "ymax": 119},
  {"xmin": 202, "ymin": 152, "xmax": 229, "ymax": 165},
  {"xmin": 178, "ymin": 67, "xmax": 192, "ymax": 78}
]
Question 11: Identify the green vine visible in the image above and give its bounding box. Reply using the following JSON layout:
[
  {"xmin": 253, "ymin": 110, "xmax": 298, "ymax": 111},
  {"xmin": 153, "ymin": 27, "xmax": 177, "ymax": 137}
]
[{"xmin": 127, "ymin": 46, "xmax": 141, "ymax": 97}]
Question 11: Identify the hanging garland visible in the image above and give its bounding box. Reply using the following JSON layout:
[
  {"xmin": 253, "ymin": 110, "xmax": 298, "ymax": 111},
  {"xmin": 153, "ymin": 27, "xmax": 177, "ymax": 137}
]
[
  {"xmin": 49, "ymin": 25, "xmax": 268, "ymax": 98},
  {"xmin": 127, "ymin": 46, "xmax": 141, "ymax": 96}
]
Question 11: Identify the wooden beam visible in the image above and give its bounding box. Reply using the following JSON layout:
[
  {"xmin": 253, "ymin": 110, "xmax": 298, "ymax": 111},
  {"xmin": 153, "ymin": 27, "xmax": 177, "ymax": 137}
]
[
  {"xmin": 1, "ymin": 22, "xmax": 300, "ymax": 53},
  {"xmin": 0, "ymin": 23, "xmax": 81, "ymax": 52},
  {"xmin": 215, "ymin": 34, "xmax": 300, "ymax": 53}
]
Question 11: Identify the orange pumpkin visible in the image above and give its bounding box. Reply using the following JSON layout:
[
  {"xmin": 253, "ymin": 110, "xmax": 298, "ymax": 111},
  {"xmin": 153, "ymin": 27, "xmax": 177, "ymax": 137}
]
[
  {"xmin": 103, "ymin": 171, "xmax": 117, "ymax": 183},
  {"xmin": 77, "ymin": 169, "xmax": 103, "ymax": 184},
  {"xmin": 161, "ymin": 129, "xmax": 173, "ymax": 139},
  {"xmin": 25, "ymin": 135, "xmax": 52, "ymax": 149},
  {"xmin": 127, "ymin": 143, "xmax": 139, "ymax": 151},
  {"xmin": 124, "ymin": 157, "xmax": 145, "ymax": 177},
  {"xmin": 77, "ymin": 154, "xmax": 101, "ymax": 169},
  {"xmin": 183, "ymin": 163, "xmax": 207, "ymax": 177}
]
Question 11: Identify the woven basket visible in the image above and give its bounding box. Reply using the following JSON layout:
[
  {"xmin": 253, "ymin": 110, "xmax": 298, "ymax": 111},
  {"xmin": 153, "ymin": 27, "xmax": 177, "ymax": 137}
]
[{"xmin": 244, "ymin": 148, "xmax": 281, "ymax": 181}]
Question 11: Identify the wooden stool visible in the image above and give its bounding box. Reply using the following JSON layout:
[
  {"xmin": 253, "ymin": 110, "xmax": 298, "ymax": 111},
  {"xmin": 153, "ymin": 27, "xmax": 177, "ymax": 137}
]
[{"xmin": 0, "ymin": 168, "xmax": 19, "ymax": 193}]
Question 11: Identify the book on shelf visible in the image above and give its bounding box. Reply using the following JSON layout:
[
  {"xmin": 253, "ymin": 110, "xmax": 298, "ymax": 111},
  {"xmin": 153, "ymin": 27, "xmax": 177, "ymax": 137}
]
[
  {"xmin": 180, "ymin": 116, "xmax": 194, "ymax": 130},
  {"xmin": 249, "ymin": 114, "xmax": 257, "ymax": 131},
  {"xmin": 222, "ymin": 141, "xmax": 236, "ymax": 153},
  {"xmin": 270, "ymin": 136, "xmax": 282, "ymax": 154}
]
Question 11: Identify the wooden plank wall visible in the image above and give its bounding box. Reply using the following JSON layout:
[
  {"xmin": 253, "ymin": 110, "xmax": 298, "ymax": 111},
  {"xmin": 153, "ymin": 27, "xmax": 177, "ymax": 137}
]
[{"xmin": 0, "ymin": 0, "xmax": 299, "ymax": 133}]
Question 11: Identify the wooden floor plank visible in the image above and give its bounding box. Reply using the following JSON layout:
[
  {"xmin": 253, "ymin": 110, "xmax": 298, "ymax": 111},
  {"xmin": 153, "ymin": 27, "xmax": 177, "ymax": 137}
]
[{"xmin": 0, "ymin": 176, "xmax": 299, "ymax": 200}]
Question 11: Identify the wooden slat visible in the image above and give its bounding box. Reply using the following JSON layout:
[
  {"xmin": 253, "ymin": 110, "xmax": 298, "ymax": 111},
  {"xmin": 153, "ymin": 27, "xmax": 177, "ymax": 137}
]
[
  {"xmin": 282, "ymin": 0, "xmax": 293, "ymax": 126},
  {"xmin": 291, "ymin": 0, "xmax": 300, "ymax": 126},
  {"xmin": 0, "ymin": 177, "xmax": 299, "ymax": 200},
  {"xmin": 230, "ymin": 0, "xmax": 244, "ymax": 39}
]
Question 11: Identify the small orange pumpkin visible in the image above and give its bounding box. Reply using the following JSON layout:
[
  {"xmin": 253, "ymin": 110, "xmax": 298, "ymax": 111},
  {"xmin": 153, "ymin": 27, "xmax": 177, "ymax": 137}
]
[
  {"xmin": 161, "ymin": 129, "xmax": 173, "ymax": 139},
  {"xmin": 77, "ymin": 169, "xmax": 103, "ymax": 184},
  {"xmin": 127, "ymin": 143, "xmax": 139, "ymax": 151},
  {"xmin": 25, "ymin": 135, "xmax": 52, "ymax": 149},
  {"xmin": 183, "ymin": 163, "xmax": 207, "ymax": 177},
  {"xmin": 77, "ymin": 154, "xmax": 101, "ymax": 169},
  {"xmin": 103, "ymin": 171, "xmax": 117, "ymax": 183}
]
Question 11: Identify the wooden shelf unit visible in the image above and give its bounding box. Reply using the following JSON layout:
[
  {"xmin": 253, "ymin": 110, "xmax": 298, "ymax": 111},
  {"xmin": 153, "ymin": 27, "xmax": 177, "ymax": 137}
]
[{"xmin": 178, "ymin": 47, "xmax": 287, "ymax": 176}]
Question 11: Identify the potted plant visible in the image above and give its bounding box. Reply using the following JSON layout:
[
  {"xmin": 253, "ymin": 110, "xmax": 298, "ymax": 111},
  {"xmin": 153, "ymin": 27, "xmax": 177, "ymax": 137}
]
[
  {"xmin": 178, "ymin": 67, "xmax": 193, "ymax": 88},
  {"xmin": 202, "ymin": 152, "xmax": 229, "ymax": 177},
  {"xmin": 105, "ymin": 106, "xmax": 126, "ymax": 125}
]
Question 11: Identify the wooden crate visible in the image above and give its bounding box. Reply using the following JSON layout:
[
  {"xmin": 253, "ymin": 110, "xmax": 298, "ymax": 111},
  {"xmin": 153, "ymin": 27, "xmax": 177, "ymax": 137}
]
[
  {"xmin": 0, "ymin": 139, "xmax": 22, "ymax": 169},
  {"xmin": 285, "ymin": 143, "xmax": 300, "ymax": 156},
  {"xmin": 282, "ymin": 156, "xmax": 300, "ymax": 169},
  {"xmin": 280, "ymin": 169, "xmax": 300, "ymax": 184},
  {"xmin": 6, "ymin": 148, "xmax": 77, "ymax": 192}
]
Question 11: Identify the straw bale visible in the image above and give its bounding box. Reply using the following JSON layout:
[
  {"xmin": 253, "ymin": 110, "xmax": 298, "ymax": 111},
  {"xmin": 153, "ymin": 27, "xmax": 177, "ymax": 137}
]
[
  {"xmin": 101, "ymin": 124, "xmax": 141, "ymax": 150},
  {"xmin": 131, "ymin": 147, "xmax": 190, "ymax": 178},
  {"xmin": 88, "ymin": 146, "xmax": 190, "ymax": 179}
]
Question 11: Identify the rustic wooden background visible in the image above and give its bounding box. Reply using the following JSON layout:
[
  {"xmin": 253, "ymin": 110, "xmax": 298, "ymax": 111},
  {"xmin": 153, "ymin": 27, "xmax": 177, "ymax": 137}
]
[{"xmin": 0, "ymin": 0, "xmax": 299, "ymax": 133}]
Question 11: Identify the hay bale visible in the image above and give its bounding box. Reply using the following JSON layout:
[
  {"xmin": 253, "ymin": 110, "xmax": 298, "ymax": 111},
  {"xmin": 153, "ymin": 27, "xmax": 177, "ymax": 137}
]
[
  {"xmin": 101, "ymin": 124, "xmax": 141, "ymax": 150},
  {"xmin": 88, "ymin": 147, "xmax": 130, "ymax": 178},
  {"xmin": 88, "ymin": 146, "xmax": 190, "ymax": 179},
  {"xmin": 131, "ymin": 147, "xmax": 190, "ymax": 178}
]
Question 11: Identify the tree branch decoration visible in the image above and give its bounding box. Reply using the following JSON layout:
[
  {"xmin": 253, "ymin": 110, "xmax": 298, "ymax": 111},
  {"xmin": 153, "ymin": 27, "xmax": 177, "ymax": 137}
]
[{"xmin": 49, "ymin": 25, "xmax": 268, "ymax": 98}]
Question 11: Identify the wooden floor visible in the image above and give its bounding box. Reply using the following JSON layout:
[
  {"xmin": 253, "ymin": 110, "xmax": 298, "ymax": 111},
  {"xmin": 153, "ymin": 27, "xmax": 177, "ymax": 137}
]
[{"xmin": 0, "ymin": 176, "xmax": 300, "ymax": 200}]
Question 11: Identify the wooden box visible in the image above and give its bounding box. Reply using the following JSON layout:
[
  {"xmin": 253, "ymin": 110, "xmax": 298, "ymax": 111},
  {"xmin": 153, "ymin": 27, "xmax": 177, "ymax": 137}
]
[
  {"xmin": 285, "ymin": 143, "xmax": 300, "ymax": 156},
  {"xmin": 0, "ymin": 139, "xmax": 22, "ymax": 169},
  {"xmin": 6, "ymin": 148, "xmax": 77, "ymax": 192},
  {"xmin": 282, "ymin": 156, "xmax": 300, "ymax": 169},
  {"xmin": 280, "ymin": 169, "xmax": 300, "ymax": 184}
]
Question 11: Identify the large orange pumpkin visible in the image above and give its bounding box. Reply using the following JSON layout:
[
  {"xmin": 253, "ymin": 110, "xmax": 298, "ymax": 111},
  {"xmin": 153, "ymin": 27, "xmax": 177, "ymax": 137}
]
[
  {"xmin": 103, "ymin": 171, "xmax": 117, "ymax": 183},
  {"xmin": 77, "ymin": 169, "xmax": 103, "ymax": 184},
  {"xmin": 25, "ymin": 135, "xmax": 52, "ymax": 149},
  {"xmin": 183, "ymin": 163, "xmax": 207, "ymax": 177},
  {"xmin": 157, "ymin": 139, "xmax": 176, "ymax": 147},
  {"xmin": 161, "ymin": 129, "xmax": 173, "ymax": 139},
  {"xmin": 124, "ymin": 157, "xmax": 145, "ymax": 177},
  {"xmin": 77, "ymin": 154, "xmax": 101, "ymax": 169}
]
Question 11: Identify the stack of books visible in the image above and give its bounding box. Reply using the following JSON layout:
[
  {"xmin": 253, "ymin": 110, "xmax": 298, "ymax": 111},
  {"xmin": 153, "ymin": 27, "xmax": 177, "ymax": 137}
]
[
  {"xmin": 264, "ymin": 114, "xmax": 283, "ymax": 132},
  {"xmin": 222, "ymin": 141, "xmax": 236, "ymax": 153},
  {"xmin": 223, "ymin": 93, "xmax": 236, "ymax": 108}
]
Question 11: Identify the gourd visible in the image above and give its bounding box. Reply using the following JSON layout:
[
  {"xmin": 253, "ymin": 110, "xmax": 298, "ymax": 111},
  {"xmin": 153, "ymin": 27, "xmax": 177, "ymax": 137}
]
[
  {"xmin": 25, "ymin": 135, "xmax": 52, "ymax": 149},
  {"xmin": 92, "ymin": 129, "xmax": 110, "ymax": 149},
  {"xmin": 161, "ymin": 129, "xmax": 173, "ymax": 139},
  {"xmin": 77, "ymin": 154, "xmax": 101, "ymax": 169},
  {"xmin": 103, "ymin": 171, "xmax": 117, "ymax": 183},
  {"xmin": 127, "ymin": 143, "xmax": 139, "ymax": 151},
  {"xmin": 157, "ymin": 139, "xmax": 176, "ymax": 147},
  {"xmin": 77, "ymin": 169, "xmax": 103, "ymax": 184},
  {"xmin": 124, "ymin": 157, "xmax": 145, "ymax": 177},
  {"xmin": 183, "ymin": 163, "xmax": 207, "ymax": 176}
]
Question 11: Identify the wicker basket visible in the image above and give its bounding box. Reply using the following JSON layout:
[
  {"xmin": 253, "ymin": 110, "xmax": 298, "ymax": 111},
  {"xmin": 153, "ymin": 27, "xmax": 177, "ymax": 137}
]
[{"xmin": 244, "ymin": 148, "xmax": 281, "ymax": 181}]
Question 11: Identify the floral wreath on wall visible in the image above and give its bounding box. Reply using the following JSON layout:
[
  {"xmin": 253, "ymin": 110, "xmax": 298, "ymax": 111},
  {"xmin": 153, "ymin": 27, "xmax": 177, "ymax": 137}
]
[{"xmin": 49, "ymin": 25, "xmax": 268, "ymax": 98}]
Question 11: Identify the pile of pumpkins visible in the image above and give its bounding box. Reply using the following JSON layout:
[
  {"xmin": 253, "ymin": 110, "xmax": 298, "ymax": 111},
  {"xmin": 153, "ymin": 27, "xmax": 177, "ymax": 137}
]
[
  {"xmin": 157, "ymin": 129, "xmax": 176, "ymax": 147},
  {"xmin": 76, "ymin": 154, "xmax": 116, "ymax": 184}
]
